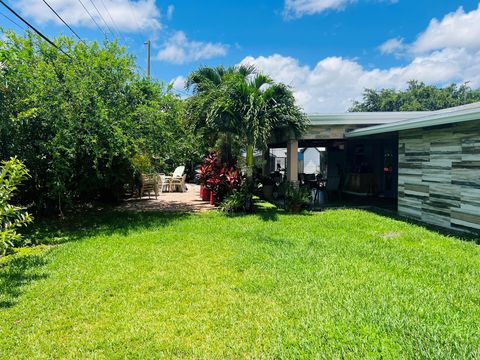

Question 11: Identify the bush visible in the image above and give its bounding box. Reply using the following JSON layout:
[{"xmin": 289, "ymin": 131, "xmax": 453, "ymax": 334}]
[
  {"xmin": 219, "ymin": 188, "xmax": 254, "ymax": 214},
  {"xmin": 0, "ymin": 32, "xmax": 200, "ymax": 213},
  {"xmin": 0, "ymin": 158, "xmax": 33, "ymax": 256},
  {"xmin": 198, "ymin": 152, "xmax": 241, "ymax": 204},
  {"xmin": 284, "ymin": 183, "xmax": 311, "ymax": 212}
]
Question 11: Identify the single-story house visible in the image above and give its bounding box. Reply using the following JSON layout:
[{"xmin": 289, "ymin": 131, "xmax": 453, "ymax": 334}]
[{"xmin": 267, "ymin": 102, "xmax": 480, "ymax": 233}]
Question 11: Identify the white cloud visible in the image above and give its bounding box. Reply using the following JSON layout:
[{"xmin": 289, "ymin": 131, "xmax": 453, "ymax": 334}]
[
  {"xmin": 156, "ymin": 31, "xmax": 228, "ymax": 64},
  {"xmin": 241, "ymin": 47, "xmax": 480, "ymax": 113},
  {"xmin": 412, "ymin": 4, "xmax": 480, "ymax": 53},
  {"xmin": 15, "ymin": 0, "xmax": 162, "ymax": 33},
  {"xmin": 166, "ymin": 5, "xmax": 174, "ymax": 20},
  {"xmin": 379, "ymin": 37, "xmax": 405, "ymax": 55},
  {"xmin": 243, "ymin": 4, "xmax": 480, "ymax": 113},
  {"xmin": 284, "ymin": 0, "xmax": 354, "ymax": 18},
  {"xmin": 283, "ymin": 0, "xmax": 398, "ymax": 18},
  {"xmin": 169, "ymin": 75, "xmax": 189, "ymax": 98},
  {"xmin": 170, "ymin": 75, "xmax": 186, "ymax": 91}
]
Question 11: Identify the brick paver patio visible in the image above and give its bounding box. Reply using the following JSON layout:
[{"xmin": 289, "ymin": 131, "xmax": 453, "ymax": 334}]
[{"xmin": 120, "ymin": 184, "xmax": 213, "ymax": 212}]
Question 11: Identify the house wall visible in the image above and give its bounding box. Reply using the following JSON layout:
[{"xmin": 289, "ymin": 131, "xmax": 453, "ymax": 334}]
[
  {"xmin": 304, "ymin": 125, "xmax": 365, "ymax": 140},
  {"xmin": 398, "ymin": 120, "xmax": 480, "ymax": 232}
]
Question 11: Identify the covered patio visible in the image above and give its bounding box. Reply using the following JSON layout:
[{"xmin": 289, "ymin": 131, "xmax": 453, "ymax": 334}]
[{"xmin": 265, "ymin": 111, "xmax": 424, "ymax": 209}]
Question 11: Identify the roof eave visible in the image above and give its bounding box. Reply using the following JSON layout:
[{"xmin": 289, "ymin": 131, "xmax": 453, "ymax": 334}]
[{"xmin": 345, "ymin": 109, "xmax": 480, "ymax": 138}]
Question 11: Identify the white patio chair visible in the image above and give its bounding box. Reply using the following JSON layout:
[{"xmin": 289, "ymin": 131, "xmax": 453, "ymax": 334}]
[
  {"xmin": 157, "ymin": 174, "xmax": 170, "ymax": 193},
  {"xmin": 172, "ymin": 166, "xmax": 185, "ymax": 178},
  {"xmin": 170, "ymin": 174, "xmax": 187, "ymax": 192},
  {"xmin": 140, "ymin": 174, "xmax": 158, "ymax": 199}
]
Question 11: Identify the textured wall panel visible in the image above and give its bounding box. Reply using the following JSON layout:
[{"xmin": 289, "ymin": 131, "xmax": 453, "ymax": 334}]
[{"xmin": 398, "ymin": 120, "xmax": 480, "ymax": 232}]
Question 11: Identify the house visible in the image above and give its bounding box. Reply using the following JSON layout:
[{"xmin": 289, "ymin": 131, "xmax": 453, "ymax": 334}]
[{"xmin": 267, "ymin": 102, "xmax": 480, "ymax": 232}]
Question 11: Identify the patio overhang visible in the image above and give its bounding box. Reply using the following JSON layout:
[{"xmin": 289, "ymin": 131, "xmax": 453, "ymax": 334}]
[
  {"xmin": 266, "ymin": 102, "xmax": 480, "ymax": 186},
  {"xmin": 308, "ymin": 111, "xmax": 427, "ymax": 126},
  {"xmin": 268, "ymin": 111, "xmax": 427, "ymax": 147},
  {"xmin": 345, "ymin": 102, "xmax": 480, "ymax": 138}
]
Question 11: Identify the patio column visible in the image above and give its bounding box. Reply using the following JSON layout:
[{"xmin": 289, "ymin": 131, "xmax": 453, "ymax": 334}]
[
  {"xmin": 286, "ymin": 139, "xmax": 298, "ymax": 182},
  {"xmin": 262, "ymin": 149, "xmax": 270, "ymax": 176}
]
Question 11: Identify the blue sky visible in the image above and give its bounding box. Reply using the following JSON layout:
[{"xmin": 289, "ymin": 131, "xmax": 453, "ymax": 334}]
[{"xmin": 1, "ymin": 0, "xmax": 480, "ymax": 112}]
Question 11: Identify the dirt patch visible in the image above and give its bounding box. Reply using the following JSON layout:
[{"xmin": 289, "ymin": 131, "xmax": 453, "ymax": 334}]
[{"xmin": 382, "ymin": 232, "xmax": 401, "ymax": 239}]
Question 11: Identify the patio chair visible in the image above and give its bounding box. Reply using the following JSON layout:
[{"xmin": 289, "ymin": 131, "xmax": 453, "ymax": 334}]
[
  {"xmin": 157, "ymin": 174, "xmax": 170, "ymax": 193},
  {"xmin": 140, "ymin": 174, "xmax": 158, "ymax": 199},
  {"xmin": 170, "ymin": 174, "xmax": 187, "ymax": 192},
  {"xmin": 172, "ymin": 166, "xmax": 185, "ymax": 178}
]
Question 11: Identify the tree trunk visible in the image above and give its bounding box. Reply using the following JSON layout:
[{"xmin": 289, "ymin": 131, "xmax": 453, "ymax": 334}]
[{"xmin": 246, "ymin": 144, "xmax": 254, "ymax": 178}]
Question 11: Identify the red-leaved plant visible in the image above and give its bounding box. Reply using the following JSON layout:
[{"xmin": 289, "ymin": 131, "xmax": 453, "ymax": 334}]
[{"xmin": 198, "ymin": 152, "xmax": 241, "ymax": 204}]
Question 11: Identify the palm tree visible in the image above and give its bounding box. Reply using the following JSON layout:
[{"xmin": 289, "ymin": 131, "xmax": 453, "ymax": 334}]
[
  {"xmin": 185, "ymin": 65, "xmax": 256, "ymax": 164},
  {"xmin": 186, "ymin": 65, "xmax": 308, "ymax": 178}
]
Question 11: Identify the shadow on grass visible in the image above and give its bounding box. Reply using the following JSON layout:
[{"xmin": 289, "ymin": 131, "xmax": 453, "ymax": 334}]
[
  {"xmin": 26, "ymin": 210, "xmax": 193, "ymax": 246},
  {"xmin": 256, "ymin": 234, "xmax": 293, "ymax": 247},
  {"xmin": 220, "ymin": 197, "xmax": 315, "ymax": 222},
  {"xmin": 1, "ymin": 210, "xmax": 193, "ymax": 309},
  {"xmin": 0, "ymin": 254, "xmax": 48, "ymax": 309},
  {"xmin": 257, "ymin": 208, "xmax": 279, "ymax": 221},
  {"xmin": 365, "ymin": 207, "xmax": 480, "ymax": 244}
]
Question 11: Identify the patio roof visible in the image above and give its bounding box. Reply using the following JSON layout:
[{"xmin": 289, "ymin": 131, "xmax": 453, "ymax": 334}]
[
  {"xmin": 308, "ymin": 111, "xmax": 428, "ymax": 126},
  {"xmin": 345, "ymin": 102, "xmax": 480, "ymax": 138}
]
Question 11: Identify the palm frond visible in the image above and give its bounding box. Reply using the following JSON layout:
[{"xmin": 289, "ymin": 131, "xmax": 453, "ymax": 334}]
[
  {"xmin": 250, "ymin": 74, "xmax": 273, "ymax": 91},
  {"xmin": 235, "ymin": 64, "xmax": 256, "ymax": 79}
]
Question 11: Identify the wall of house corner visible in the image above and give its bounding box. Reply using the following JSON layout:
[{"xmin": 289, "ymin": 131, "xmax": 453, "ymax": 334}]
[{"xmin": 398, "ymin": 120, "xmax": 480, "ymax": 232}]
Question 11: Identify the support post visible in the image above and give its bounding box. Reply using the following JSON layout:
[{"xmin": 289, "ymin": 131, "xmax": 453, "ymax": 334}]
[
  {"xmin": 145, "ymin": 40, "xmax": 151, "ymax": 78},
  {"xmin": 262, "ymin": 148, "xmax": 270, "ymax": 176},
  {"xmin": 286, "ymin": 139, "xmax": 298, "ymax": 182}
]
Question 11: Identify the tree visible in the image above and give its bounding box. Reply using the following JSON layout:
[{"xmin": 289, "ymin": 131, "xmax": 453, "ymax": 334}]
[
  {"xmin": 186, "ymin": 65, "xmax": 308, "ymax": 177},
  {"xmin": 0, "ymin": 30, "xmax": 197, "ymax": 213},
  {"xmin": 350, "ymin": 81, "xmax": 480, "ymax": 112},
  {"xmin": 0, "ymin": 157, "xmax": 32, "ymax": 256},
  {"xmin": 185, "ymin": 65, "xmax": 256, "ymax": 164}
]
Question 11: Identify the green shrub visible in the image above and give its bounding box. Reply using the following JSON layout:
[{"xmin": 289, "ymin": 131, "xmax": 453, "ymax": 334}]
[
  {"xmin": 284, "ymin": 183, "xmax": 311, "ymax": 212},
  {"xmin": 219, "ymin": 188, "xmax": 254, "ymax": 214},
  {"xmin": 0, "ymin": 32, "xmax": 201, "ymax": 213},
  {"xmin": 0, "ymin": 157, "xmax": 33, "ymax": 256}
]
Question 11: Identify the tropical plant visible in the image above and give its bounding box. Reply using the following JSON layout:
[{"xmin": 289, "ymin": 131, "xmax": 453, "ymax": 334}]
[
  {"xmin": 283, "ymin": 183, "xmax": 311, "ymax": 212},
  {"xmin": 219, "ymin": 188, "xmax": 252, "ymax": 214},
  {"xmin": 196, "ymin": 152, "xmax": 218, "ymax": 187},
  {"xmin": 0, "ymin": 157, "xmax": 33, "ymax": 256},
  {"xmin": 206, "ymin": 166, "xmax": 241, "ymax": 203},
  {"xmin": 186, "ymin": 65, "xmax": 308, "ymax": 179},
  {"xmin": 197, "ymin": 152, "xmax": 242, "ymax": 204}
]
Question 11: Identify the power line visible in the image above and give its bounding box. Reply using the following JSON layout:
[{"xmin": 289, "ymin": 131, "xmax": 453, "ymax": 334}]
[
  {"xmin": 98, "ymin": 0, "xmax": 122, "ymax": 39},
  {"xmin": 0, "ymin": 0, "xmax": 70, "ymax": 58},
  {"xmin": 75, "ymin": 0, "xmax": 107, "ymax": 38},
  {"xmin": 41, "ymin": 0, "xmax": 83, "ymax": 41},
  {"xmin": 0, "ymin": 10, "xmax": 26, "ymax": 31},
  {"xmin": 126, "ymin": 0, "xmax": 141, "ymax": 30},
  {"xmin": 87, "ymin": 0, "xmax": 114, "ymax": 39}
]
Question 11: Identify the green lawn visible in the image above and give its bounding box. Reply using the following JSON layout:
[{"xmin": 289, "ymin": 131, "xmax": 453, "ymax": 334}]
[{"xmin": 1, "ymin": 208, "xmax": 479, "ymax": 358}]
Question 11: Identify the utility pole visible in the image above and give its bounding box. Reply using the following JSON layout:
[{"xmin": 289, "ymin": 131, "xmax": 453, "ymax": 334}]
[{"xmin": 144, "ymin": 39, "xmax": 151, "ymax": 78}]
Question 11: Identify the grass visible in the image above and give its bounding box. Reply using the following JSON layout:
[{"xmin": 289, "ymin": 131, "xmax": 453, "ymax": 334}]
[{"xmin": 1, "ymin": 208, "xmax": 479, "ymax": 358}]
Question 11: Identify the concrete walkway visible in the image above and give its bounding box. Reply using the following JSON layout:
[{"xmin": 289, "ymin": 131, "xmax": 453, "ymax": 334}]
[{"xmin": 120, "ymin": 184, "xmax": 214, "ymax": 212}]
